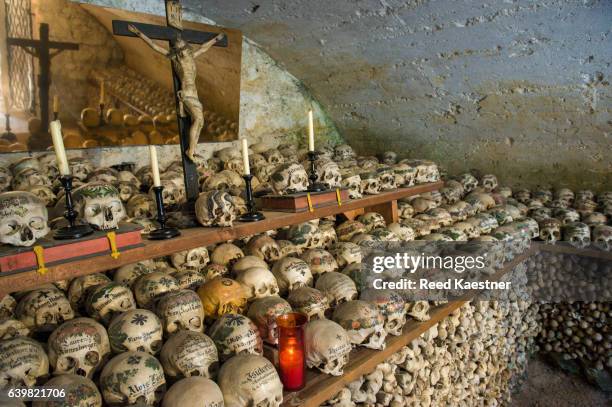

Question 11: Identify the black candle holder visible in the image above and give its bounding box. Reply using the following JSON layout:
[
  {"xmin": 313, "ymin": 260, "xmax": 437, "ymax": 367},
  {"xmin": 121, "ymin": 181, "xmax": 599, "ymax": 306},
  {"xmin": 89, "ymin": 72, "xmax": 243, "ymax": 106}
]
[
  {"xmin": 306, "ymin": 150, "xmax": 327, "ymax": 192},
  {"xmin": 149, "ymin": 186, "xmax": 181, "ymax": 240},
  {"xmin": 99, "ymin": 103, "xmax": 106, "ymax": 126},
  {"xmin": 54, "ymin": 175, "xmax": 94, "ymax": 240},
  {"xmin": 240, "ymin": 174, "xmax": 265, "ymax": 222},
  {"xmin": 1, "ymin": 113, "xmax": 17, "ymax": 142}
]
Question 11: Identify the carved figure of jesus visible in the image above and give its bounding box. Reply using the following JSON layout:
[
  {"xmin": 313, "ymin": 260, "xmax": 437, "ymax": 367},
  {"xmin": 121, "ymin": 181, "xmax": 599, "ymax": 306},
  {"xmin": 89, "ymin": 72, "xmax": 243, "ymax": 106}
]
[{"xmin": 128, "ymin": 24, "xmax": 224, "ymax": 161}]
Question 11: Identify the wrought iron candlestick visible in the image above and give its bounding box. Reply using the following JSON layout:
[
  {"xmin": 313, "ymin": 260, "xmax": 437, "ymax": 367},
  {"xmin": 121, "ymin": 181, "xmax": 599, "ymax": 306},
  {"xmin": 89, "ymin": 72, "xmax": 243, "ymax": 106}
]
[
  {"xmin": 54, "ymin": 175, "xmax": 94, "ymax": 240},
  {"xmin": 1, "ymin": 114, "xmax": 17, "ymax": 141},
  {"xmin": 240, "ymin": 174, "xmax": 265, "ymax": 222},
  {"xmin": 149, "ymin": 186, "xmax": 181, "ymax": 239},
  {"xmin": 306, "ymin": 150, "xmax": 327, "ymax": 192}
]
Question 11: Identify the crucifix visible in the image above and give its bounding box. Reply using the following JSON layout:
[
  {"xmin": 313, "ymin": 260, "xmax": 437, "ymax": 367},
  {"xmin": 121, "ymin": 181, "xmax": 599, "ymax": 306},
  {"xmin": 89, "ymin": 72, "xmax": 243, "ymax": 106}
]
[
  {"xmin": 112, "ymin": 0, "xmax": 227, "ymax": 204},
  {"xmin": 7, "ymin": 23, "xmax": 79, "ymax": 134}
]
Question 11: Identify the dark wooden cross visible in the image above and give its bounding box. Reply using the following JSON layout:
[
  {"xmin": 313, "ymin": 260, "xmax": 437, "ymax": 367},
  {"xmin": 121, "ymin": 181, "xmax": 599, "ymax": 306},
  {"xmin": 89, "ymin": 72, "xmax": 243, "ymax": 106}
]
[
  {"xmin": 7, "ymin": 23, "xmax": 79, "ymax": 134},
  {"xmin": 112, "ymin": 0, "xmax": 228, "ymax": 204}
]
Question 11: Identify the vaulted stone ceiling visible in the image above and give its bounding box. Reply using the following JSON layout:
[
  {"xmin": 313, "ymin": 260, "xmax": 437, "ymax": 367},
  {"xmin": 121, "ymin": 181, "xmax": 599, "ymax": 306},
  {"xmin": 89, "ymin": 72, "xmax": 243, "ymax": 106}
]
[{"xmin": 82, "ymin": 0, "xmax": 611, "ymax": 189}]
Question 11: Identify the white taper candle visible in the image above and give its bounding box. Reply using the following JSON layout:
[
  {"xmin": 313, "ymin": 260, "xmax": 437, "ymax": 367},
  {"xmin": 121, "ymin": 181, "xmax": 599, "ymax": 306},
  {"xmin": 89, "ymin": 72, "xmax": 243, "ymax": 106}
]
[
  {"xmin": 49, "ymin": 120, "xmax": 70, "ymax": 176},
  {"xmin": 149, "ymin": 145, "xmax": 162, "ymax": 187},
  {"xmin": 241, "ymin": 138, "xmax": 251, "ymax": 175},
  {"xmin": 308, "ymin": 110, "xmax": 315, "ymax": 151}
]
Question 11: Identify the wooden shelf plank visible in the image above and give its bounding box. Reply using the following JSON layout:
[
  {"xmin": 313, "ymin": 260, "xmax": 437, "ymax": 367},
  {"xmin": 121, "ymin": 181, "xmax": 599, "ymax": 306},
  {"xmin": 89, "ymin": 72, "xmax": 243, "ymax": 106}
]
[
  {"xmin": 282, "ymin": 247, "xmax": 537, "ymax": 407},
  {"xmin": 0, "ymin": 182, "xmax": 443, "ymax": 295},
  {"xmin": 535, "ymin": 242, "xmax": 612, "ymax": 261}
]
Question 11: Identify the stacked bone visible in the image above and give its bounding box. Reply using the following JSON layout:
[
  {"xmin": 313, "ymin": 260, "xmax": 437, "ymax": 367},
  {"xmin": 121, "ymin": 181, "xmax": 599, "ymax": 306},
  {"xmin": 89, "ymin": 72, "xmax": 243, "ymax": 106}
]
[
  {"xmin": 528, "ymin": 251, "xmax": 611, "ymax": 374},
  {"xmin": 324, "ymin": 265, "xmax": 540, "ymax": 406},
  {"xmin": 90, "ymin": 66, "xmax": 238, "ymax": 141}
]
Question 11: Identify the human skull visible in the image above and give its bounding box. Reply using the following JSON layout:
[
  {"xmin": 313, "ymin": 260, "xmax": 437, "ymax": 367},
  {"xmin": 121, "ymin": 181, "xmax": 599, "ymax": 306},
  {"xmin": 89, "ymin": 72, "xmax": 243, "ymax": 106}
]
[
  {"xmin": 334, "ymin": 144, "xmax": 355, "ymax": 161},
  {"xmin": 376, "ymin": 166, "xmax": 397, "ymax": 190},
  {"xmin": 315, "ymin": 272, "xmax": 358, "ymax": 307},
  {"xmin": 538, "ymin": 218, "xmax": 562, "ymax": 244},
  {"xmin": 330, "ymin": 242, "xmax": 362, "ymax": 269},
  {"xmin": 562, "ymin": 222, "xmax": 591, "ymax": 249},
  {"xmin": 480, "ymin": 174, "xmax": 498, "ymax": 192},
  {"xmin": 488, "ymin": 207, "xmax": 513, "ymax": 226},
  {"xmin": 155, "ymin": 290, "xmax": 204, "ymax": 334},
  {"xmin": 162, "ymin": 377, "xmax": 224, "ymax": 407},
  {"xmin": 287, "ymin": 222, "xmax": 320, "ymax": 250},
  {"xmin": 236, "ymin": 267, "xmax": 280, "ymax": 301},
  {"xmin": 247, "ymin": 296, "xmax": 292, "ymax": 345},
  {"xmin": 336, "ymin": 220, "xmax": 366, "ymax": 242},
  {"xmin": 271, "ymin": 257, "xmax": 314, "ymax": 295},
  {"xmin": 387, "ymin": 222, "xmax": 416, "ymax": 241},
  {"xmin": 0, "ymin": 167, "xmax": 13, "ymax": 192},
  {"xmin": 73, "ymin": 183, "xmax": 126, "ymax": 230},
  {"xmin": 133, "ymin": 272, "xmax": 179, "ymax": 309},
  {"xmin": 15, "ymin": 287, "xmax": 74, "ymax": 333},
  {"xmin": 592, "ymin": 225, "xmax": 612, "ymax": 251},
  {"xmin": 0, "ymin": 336, "xmax": 49, "ymax": 388},
  {"xmin": 113, "ymin": 261, "xmax": 154, "ymax": 287},
  {"xmin": 26, "ymin": 185, "xmax": 56, "ymax": 207},
  {"xmin": 246, "ymin": 234, "xmax": 281, "ymax": 263},
  {"xmin": 465, "ymin": 192, "xmax": 496, "ymax": 212},
  {"xmin": 332, "ymin": 300, "xmax": 387, "ymax": 350},
  {"xmin": 276, "ymin": 239, "xmax": 302, "ymax": 258},
  {"xmin": 358, "ymin": 212, "xmax": 386, "ymax": 232},
  {"xmin": 407, "ymin": 301, "xmax": 430, "ymax": 321},
  {"xmin": 270, "ymin": 163, "xmax": 308, "ymax": 195},
  {"xmin": 304, "ymin": 319, "xmax": 352, "ymax": 376},
  {"xmin": 195, "ymin": 190, "xmax": 236, "ymax": 227},
  {"xmin": 127, "ymin": 194, "xmax": 156, "ymax": 218},
  {"xmin": 99, "ymin": 351, "xmax": 166, "ymax": 406},
  {"xmin": 160, "ymin": 330, "xmax": 218, "ymax": 379},
  {"xmin": 341, "ymin": 174, "xmax": 362, "ymax": 199},
  {"xmin": 48, "ymin": 317, "xmax": 110, "ymax": 378},
  {"xmin": 287, "ymin": 287, "xmax": 330, "ymax": 321},
  {"xmin": 67, "ymin": 273, "xmax": 111, "ymax": 312},
  {"xmin": 360, "ymin": 171, "xmax": 381, "ymax": 195},
  {"xmin": 300, "ymin": 248, "xmax": 339, "ymax": 277},
  {"xmin": 0, "ymin": 295, "xmax": 16, "ymax": 321},
  {"xmin": 582, "ymin": 212, "xmax": 607, "ymax": 227},
  {"xmin": 465, "ymin": 213, "xmax": 499, "ymax": 235},
  {"xmin": 381, "ymin": 151, "xmax": 397, "ymax": 165},
  {"xmin": 107, "ymin": 309, "xmax": 163, "ymax": 354},
  {"xmin": 211, "ymin": 243, "xmax": 244, "ymax": 268},
  {"xmin": 0, "ymin": 191, "xmax": 50, "ymax": 247},
  {"xmin": 359, "ymin": 289, "xmax": 407, "ymax": 336},
  {"xmin": 12, "ymin": 168, "xmax": 50, "ymax": 191},
  {"xmin": 197, "ymin": 277, "xmax": 249, "ymax": 319},
  {"xmin": 208, "ymin": 314, "xmax": 263, "ymax": 361},
  {"xmin": 218, "ymin": 354, "xmax": 283, "ymax": 407},
  {"xmin": 313, "ymin": 159, "xmax": 341, "ymax": 189},
  {"xmin": 554, "ymin": 208, "xmax": 580, "ymax": 225},
  {"xmin": 454, "ymin": 173, "xmax": 478, "ymax": 193},
  {"xmin": 232, "ymin": 255, "xmax": 269, "ymax": 275},
  {"xmin": 170, "ymin": 247, "xmax": 209, "ymax": 272},
  {"xmin": 85, "ymin": 282, "xmax": 137, "ymax": 325},
  {"xmin": 33, "ymin": 374, "xmax": 102, "ymax": 407}
]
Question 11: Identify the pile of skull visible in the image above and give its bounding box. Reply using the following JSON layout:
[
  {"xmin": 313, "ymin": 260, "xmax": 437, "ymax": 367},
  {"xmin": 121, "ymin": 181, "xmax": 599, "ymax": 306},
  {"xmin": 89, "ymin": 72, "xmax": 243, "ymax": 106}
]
[
  {"xmin": 527, "ymin": 251, "xmax": 611, "ymax": 374},
  {"xmin": 323, "ymin": 265, "xmax": 540, "ymax": 407},
  {"xmin": 90, "ymin": 66, "xmax": 238, "ymax": 141}
]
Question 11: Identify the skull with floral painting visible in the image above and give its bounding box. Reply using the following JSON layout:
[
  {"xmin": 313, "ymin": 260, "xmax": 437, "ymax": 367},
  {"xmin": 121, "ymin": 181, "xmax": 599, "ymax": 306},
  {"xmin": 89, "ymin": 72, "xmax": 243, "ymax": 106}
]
[
  {"xmin": 160, "ymin": 330, "xmax": 219, "ymax": 380},
  {"xmin": 107, "ymin": 309, "xmax": 163, "ymax": 354},
  {"xmin": 271, "ymin": 257, "xmax": 313, "ymax": 295},
  {"xmin": 195, "ymin": 190, "xmax": 236, "ymax": 227},
  {"xmin": 133, "ymin": 272, "xmax": 179, "ymax": 310},
  {"xmin": 208, "ymin": 314, "xmax": 263, "ymax": 361},
  {"xmin": 73, "ymin": 183, "xmax": 126, "ymax": 230},
  {"xmin": 332, "ymin": 300, "xmax": 387, "ymax": 350},
  {"xmin": 287, "ymin": 287, "xmax": 330, "ymax": 321},
  {"xmin": 247, "ymin": 296, "xmax": 292, "ymax": 345},
  {"xmin": 85, "ymin": 282, "xmax": 137, "ymax": 325},
  {"xmin": 0, "ymin": 191, "xmax": 50, "ymax": 247},
  {"xmin": 155, "ymin": 289, "xmax": 204, "ymax": 334},
  {"xmin": 562, "ymin": 222, "xmax": 591, "ymax": 249},
  {"xmin": 360, "ymin": 289, "xmax": 407, "ymax": 336},
  {"xmin": 15, "ymin": 287, "xmax": 74, "ymax": 333}
]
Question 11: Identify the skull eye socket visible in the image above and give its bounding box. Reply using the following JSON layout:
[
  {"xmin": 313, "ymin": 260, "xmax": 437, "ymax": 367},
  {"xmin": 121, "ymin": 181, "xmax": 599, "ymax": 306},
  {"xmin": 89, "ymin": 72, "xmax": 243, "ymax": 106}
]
[
  {"xmin": 85, "ymin": 204, "xmax": 101, "ymax": 217},
  {"xmin": 29, "ymin": 217, "xmax": 46, "ymax": 231},
  {"xmin": 0, "ymin": 221, "xmax": 19, "ymax": 235}
]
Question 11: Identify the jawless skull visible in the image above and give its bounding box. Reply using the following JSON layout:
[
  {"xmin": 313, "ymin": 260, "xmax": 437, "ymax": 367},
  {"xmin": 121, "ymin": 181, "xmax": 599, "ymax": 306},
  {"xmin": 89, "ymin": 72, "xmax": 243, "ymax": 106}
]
[
  {"xmin": 218, "ymin": 354, "xmax": 283, "ymax": 407},
  {"xmin": 160, "ymin": 330, "xmax": 219, "ymax": 380},
  {"xmin": 247, "ymin": 296, "xmax": 292, "ymax": 345},
  {"xmin": 107, "ymin": 309, "xmax": 163, "ymax": 354},
  {"xmin": 304, "ymin": 319, "xmax": 352, "ymax": 376},
  {"xmin": 208, "ymin": 314, "xmax": 263, "ymax": 361},
  {"xmin": 0, "ymin": 191, "xmax": 50, "ymax": 247},
  {"xmin": 73, "ymin": 183, "xmax": 126, "ymax": 230},
  {"xmin": 155, "ymin": 289, "xmax": 205, "ymax": 334},
  {"xmin": 270, "ymin": 163, "xmax": 308, "ymax": 195}
]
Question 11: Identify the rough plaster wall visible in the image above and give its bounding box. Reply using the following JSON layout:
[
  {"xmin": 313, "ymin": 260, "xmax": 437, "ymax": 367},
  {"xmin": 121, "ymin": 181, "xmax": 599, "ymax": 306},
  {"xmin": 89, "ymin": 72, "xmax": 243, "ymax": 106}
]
[
  {"xmin": 32, "ymin": 0, "xmax": 124, "ymax": 121},
  {"xmin": 185, "ymin": 0, "xmax": 612, "ymax": 191}
]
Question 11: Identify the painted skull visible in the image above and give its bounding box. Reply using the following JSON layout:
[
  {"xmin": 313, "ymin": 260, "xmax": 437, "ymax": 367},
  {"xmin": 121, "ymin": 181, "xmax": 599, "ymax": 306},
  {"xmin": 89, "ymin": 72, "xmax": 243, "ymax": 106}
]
[
  {"xmin": 113, "ymin": 261, "xmax": 155, "ymax": 287},
  {"xmin": 195, "ymin": 190, "xmax": 236, "ymax": 227},
  {"xmin": 127, "ymin": 194, "xmax": 156, "ymax": 218},
  {"xmin": 315, "ymin": 272, "xmax": 358, "ymax": 307},
  {"xmin": 336, "ymin": 220, "xmax": 366, "ymax": 242},
  {"xmin": 99, "ymin": 351, "xmax": 166, "ymax": 406},
  {"xmin": 211, "ymin": 243, "xmax": 244, "ymax": 268},
  {"xmin": 133, "ymin": 272, "xmax": 180, "ymax": 309},
  {"xmin": 393, "ymin": 163, "xmax": 417, "ymax": 187},
  {"xmin": 287, "ymin": 221, "xmax": 320, "ymax": 250},
  {"xmin": 73, "ymin": 183, "xmax": 126, "ymax": 230},
  {"xmin": 562, "ymin": 222, "xmax": 591, "ymax": 249},
  {"xmin": 160, "ymin": 330, "xmax": 219, "ymax": 379},
  {"xmin": 0, "ymin": 336, "xmax": 49, "ymax": 388},
  {"xmin": 387, "ymin": 222, "xmax": 416, "ymax": 241},
  {"xmin": 217, "ymin": 354, "xmax": 283, "ymax": 407},
  {"xmin": 15, "ymin": 287, "xmax": 74, "ymax": 333},
  {"xmin": 538, "ymin": 218, "xmax": 562, "ymax": 244},
  {"xmin": 162, "ymin": 377, "xmax": 224, "ymax": 407},
  {"xmin": 170, "ymin": 247, "xmax": 210, "ymax": 273},
  {"xmin": 287, "ymin": 287, "xmax": 330, "ymax": 321},
  {"xmin": 271, "ymin": 257, "xmax": 314, "ymax": 296},
  {"xmin": 360, "ymin": 171, "xmax": 381, "ymax": 195},
  {"xmin": 247, "ymin": 296, "xmax": 292, "ymax": 345},
  {"xmin": 197, "ymin": 277, "xmax": 249, "ymax": 319},
  {"xmin": 341, "ymin": 174, "xmax": 362, "ymax": 199},
  {"xmin": 68, "ymin": 273, "xmax": 111, "ymax": 312},
  {"xmin": 155, "ymin": 289, "xmax": 204, "ymax": 334},
  {"xmin": 107, "ymin": 309, "xmax": 163, "ymax": 354},
  {"xmin": 0, "ymin": 191, "xmax": 49, "ymax": 247},
  {"xmin": 332, "ymin": 300, "xmax": 387, "ymax": 350},
  {"xmin": 480, "ymin": 174, "xmax": 498, "ymax": 192},
  {"xmin": 0, "ymin": 167, "xmax": 13, "ymax": 191},
  {"xmin": 304, "ymin": 319, "xmax": 352, "ymax": 376},
  {"xmin": 85, "ymin": 282, "xmax": 137, "ymax": 325},
  {"xmin": 48, "ymin": 317, "xmax": 110, "ymax": 378},
  {"xmin": 208, "ymin": 314, "xmax": 263, "ymax": 361},
  {"xmin": 334, "ymin": 144, "xmax": 355, "ymax": 161},
  {"xmin": 592, "ymin": 225, "xmax": 612, "ymax": 251},
  {"xmin": 360, "ymin": 289, "xmax": 407, "ymax": 336},
  {"xmin": 270, "ymin": 163, "xmax": 309, "ymax": 195},
  {"xmin": 314, "ymin": 159, "xmax": 341, "ymax": 189},
  {"xmin": 232, "ymin": 255, "xmax": 269, "ymax": 275},
  {"xmin": 33, "ymin": 374, "xmax": 102, "ymax": 407},
  {"xmin": 246, "ymin": 234, "xmax": 281, "ymax": 263},
  {"xmin": 330, "ymin": 242, "xmax": 362, "ymax": 268},
  {"xmin": 301, "ymin": 248, "xmax": 339, "ymax": 277}
]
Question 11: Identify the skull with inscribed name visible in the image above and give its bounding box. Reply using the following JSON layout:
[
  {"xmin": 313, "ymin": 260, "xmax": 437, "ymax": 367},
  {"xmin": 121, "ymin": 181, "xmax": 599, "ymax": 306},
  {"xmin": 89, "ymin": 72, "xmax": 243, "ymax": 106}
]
[
  {"xmin": 236, "ymin": 267, "xmax": 280, "ymax": 301},
  {"xmin": 304, "ymin": 319, "xmax": 352, "ymax": 376},
  {"xmin": 195, "ymin": 190, "xmax": 236, "ymax": 227},
  {"xmin": 341, "ymin": 174, "xmax": 362, "ymax": 199},
  {"xmin": 246, "ymin": 234, "xmax": 281, "ymax": 263},
  {"xmin": 330, "ymin": 242, "xmax": 362, "ymax": 268},
  {"xmin": 271, "ymin": 257, "xmax": 313, "ymax": 296},
  {"xmin": 218, "ymin": 354, "xmax": 283, "ymax": 407},
  {"xmin": 107, "ymin": 309, "xmax": 163, "ymax": 355},
  {"xmin": 155, "ymin": 289, "xmax": 204, "ymax": 334},
  {"xmin": 287, "ymin": 287, "xmax": 330, "ymax": 322},
  {"xmin": 197, "ymin": 277, "xmax": 249, "ymax": 319},
  {"xmin": 99, "ymin": 351, "xmax": 166, "ymax": 406},
  {"xmin": 315, "ymin": 272, "xmax": 358, "ymax": 307},
  {"xmin": 170, "ymin": 247, "xmax": 209, "ymax": 273},
  {"xmin": 247, "ymin": 296, "xmax": 292, "ymax": 345},
  {"xmin": 160, "ymin": 330, "xmax": 218, "ymax": 380},
  {"xmin": 133, "ymin": 272, "xmax": 179, "ymax": 310},
  {"xmin": 332, "ymin": 300, "xmax": 387, "ymax": 350},
  {"xmin": 0, "ymin": 336, "xmax": 49, "ymax": 388},
  {"xmin": 15, "ymin": 287, "xmax": 74, "ymax": 333},
  {"xmin": 208, "ymin": 314, "xmax": 263, "ymax": 362},
  {"xmin": 270, "ymin": 163, "xmax": 308, "ymax": 195},
  {"xmin": 301, "ymin": 248, "xmax": 339, "ymax": 277},
  {"xmin": 85, "ymin": 282, "xmax": 137, "ymax": 325},
  {"xmin": 360, "ymin": 289, "xmax": 407, "ymax": 336},
  {"xmin": 162, "ymin": 377, "xmax": 224, "ymax": 407},
  {"xmin": 73, "ymin": 183, "xmax": 126, "ymax": 230},
  {"xmin": 0, "ymin": 191, "xmax": 50, "ymax": 247},
  {"xmin": 277, "ymin": 239, "xmax": 302, "ymax": 258}
]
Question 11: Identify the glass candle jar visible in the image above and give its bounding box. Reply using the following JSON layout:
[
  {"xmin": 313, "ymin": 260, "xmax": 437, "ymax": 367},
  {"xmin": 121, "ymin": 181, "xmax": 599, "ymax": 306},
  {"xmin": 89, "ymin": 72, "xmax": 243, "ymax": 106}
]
[{"xmin": 276, "ymin": 312, "xmax": 307, "ymax": 391}]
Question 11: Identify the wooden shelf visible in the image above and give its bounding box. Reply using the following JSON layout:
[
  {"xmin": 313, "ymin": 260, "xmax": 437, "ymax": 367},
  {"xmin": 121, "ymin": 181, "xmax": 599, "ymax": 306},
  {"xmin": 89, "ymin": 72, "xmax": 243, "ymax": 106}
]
[
  {"xmin": 282, "ymin": 247, "xmax": 537, "ymax": 407},
  {"xmin": 536, "ymin": 242, "xmax": 612, "ymax": 261},
  {"xmin": 0, "ymin": 182, "xmax": 443, "ymax": 295}
]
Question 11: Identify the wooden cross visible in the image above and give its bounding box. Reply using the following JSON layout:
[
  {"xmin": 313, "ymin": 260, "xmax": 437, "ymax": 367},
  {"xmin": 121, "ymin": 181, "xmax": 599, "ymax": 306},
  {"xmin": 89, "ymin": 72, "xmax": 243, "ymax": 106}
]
[
  {"xmin": 112, "ymin": 0, "xmax": 228, "ymax": 204},
  {"xmin": 7, "ymin": 23, "xmax": 79, "ymax": 134}
]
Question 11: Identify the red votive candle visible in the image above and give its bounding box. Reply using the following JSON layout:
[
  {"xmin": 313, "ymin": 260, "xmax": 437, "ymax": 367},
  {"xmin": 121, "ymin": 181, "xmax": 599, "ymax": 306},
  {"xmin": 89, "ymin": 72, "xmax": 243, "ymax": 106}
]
[{"xmin": 277, "ymin": 312, "xmax": 307, "ymax": 391}]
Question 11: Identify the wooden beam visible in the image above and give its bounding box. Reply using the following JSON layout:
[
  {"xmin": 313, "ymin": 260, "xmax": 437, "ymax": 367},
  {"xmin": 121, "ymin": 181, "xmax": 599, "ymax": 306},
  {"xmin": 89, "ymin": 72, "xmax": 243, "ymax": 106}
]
[{"xmin": 364, "ymin": 200, "xmax": 398, "ymax": 224}]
